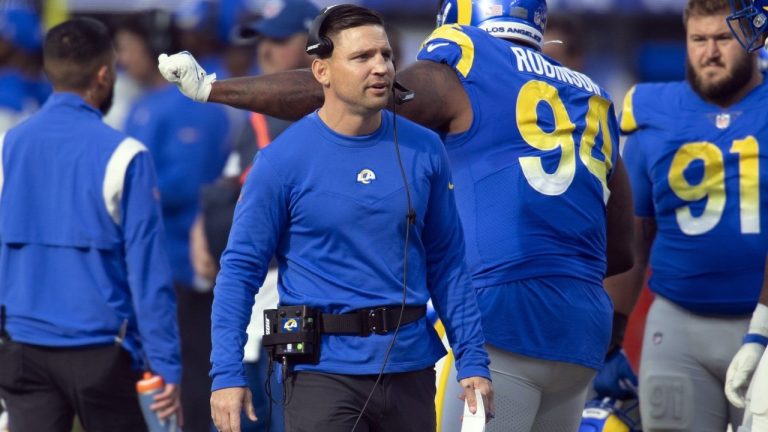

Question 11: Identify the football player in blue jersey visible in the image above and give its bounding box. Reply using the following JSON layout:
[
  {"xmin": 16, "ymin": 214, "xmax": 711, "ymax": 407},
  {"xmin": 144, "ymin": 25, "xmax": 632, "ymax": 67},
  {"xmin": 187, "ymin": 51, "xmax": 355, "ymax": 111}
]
[
  {"xmin": 158, "ymin": 1, "xmax": 635, "ymax": 430},
  {"xmin": 615, "ymin": 0, "xmax": 768, "ymax": 430}
]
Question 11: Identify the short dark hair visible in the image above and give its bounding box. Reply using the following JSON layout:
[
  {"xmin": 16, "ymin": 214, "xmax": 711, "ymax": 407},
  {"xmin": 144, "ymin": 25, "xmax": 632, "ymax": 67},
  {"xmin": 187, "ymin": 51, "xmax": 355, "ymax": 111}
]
[
  {"xmin": 43, "ymin": 17, "xmax": 113, "ymax": 91},
  {"xmin": 317, "ymin": 4, "xmax": 385, "ymax": 58},
  {"xmin": 683, "ymin": 0, "xmax": 730, "ymax": 26}
]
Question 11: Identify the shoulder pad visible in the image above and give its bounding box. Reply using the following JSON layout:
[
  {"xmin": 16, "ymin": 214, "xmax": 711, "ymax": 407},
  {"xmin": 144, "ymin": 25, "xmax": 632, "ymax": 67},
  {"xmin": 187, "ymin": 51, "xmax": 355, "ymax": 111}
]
[
  {"xmin": 619, "ymin": 85, "xmax": 638, "ymax": 134},
  {"xmin": 418, "ymin": 24, "xmax": 476, "ymax": 78},
  {"xmin": 619, "ymin": 82, "xmax": 686, "ymax": 135}
]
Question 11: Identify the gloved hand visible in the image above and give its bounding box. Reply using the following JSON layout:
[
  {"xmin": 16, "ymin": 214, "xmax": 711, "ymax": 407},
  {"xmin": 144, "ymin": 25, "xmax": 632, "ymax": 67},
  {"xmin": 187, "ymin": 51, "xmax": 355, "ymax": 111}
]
[
  {"xmin": 157, "ymin": 51, "xmax": 216, "ymax": 102},
  {"xmin": 594, "ymin": 348, "xmax": 638, "ymax": 400},
  {"xmin": 726, "ymin": 303, "xmax": 768, "ymax": 408}
]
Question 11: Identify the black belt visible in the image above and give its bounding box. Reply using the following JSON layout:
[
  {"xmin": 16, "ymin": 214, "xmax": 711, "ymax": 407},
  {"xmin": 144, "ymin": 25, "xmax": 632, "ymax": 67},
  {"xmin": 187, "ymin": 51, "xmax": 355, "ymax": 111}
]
[{"xmin": 320, "ymin": 305, "xmax": 426, "ymax": 337}]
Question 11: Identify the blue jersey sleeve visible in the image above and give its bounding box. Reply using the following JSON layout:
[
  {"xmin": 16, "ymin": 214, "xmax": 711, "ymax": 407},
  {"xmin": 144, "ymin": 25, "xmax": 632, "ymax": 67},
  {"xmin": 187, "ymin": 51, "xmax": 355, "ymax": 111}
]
[
  {"xmin": 122, "ymin": 152, "xmax": 182, "ymax": 384},
  {"xmin": 211, "ymin": 151, "xmax": 289, "ymax": 390},
  {"xmin": 422, "ymin": 142, "xmax": 491, "ymax": 381}
]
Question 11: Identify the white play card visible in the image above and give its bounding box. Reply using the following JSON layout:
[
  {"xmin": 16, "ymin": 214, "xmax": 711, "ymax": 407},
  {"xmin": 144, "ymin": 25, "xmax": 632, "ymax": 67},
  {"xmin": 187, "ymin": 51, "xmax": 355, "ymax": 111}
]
[{"xmin": 461, "ymin": 388, "xmax": 486, "ymax": 432}]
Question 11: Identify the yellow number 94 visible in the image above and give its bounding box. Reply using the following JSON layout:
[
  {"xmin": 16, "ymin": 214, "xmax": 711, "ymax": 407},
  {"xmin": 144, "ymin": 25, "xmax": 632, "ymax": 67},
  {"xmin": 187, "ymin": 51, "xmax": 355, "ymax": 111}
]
[{"xmin": 516, "ymin": 80, "xmax": 614, "ymax": 203}]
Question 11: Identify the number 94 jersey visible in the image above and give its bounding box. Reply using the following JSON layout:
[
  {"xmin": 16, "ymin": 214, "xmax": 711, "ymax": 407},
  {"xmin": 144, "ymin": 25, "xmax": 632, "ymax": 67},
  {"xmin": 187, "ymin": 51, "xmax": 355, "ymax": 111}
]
[
  {"xmin": 418, "ymin": 24, "xmax": 619, "ymax": 288},
  {"xmin": 621, "ymin": 81, "xmax": 768, "ymax": 315}
]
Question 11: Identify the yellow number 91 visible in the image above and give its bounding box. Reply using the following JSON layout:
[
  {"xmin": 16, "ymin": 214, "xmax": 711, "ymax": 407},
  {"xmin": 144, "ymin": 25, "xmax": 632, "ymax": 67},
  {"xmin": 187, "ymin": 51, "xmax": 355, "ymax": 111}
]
[
  {"xmin": 516, "ymin": 80, "xmax": 614, "ymax": 203},
  {"xmin": 668, "ymin": 137, "xmax": 760, "ymax": 235}
]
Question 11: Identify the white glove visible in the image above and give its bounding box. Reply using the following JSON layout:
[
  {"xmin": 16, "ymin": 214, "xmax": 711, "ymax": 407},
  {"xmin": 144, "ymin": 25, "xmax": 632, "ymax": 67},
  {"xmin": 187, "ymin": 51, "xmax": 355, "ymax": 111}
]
[
  {"xmin": 726, "ymin": 303, "xmax": 768, "ymax": 408},
  {"xmin": 157, "ymin": 51, "xmax": 216, "ymax": 102}
]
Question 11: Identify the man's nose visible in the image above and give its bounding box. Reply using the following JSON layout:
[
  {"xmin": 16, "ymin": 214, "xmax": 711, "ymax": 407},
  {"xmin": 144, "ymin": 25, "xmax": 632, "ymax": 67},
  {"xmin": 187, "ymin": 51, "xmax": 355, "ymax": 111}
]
[
  {"xmin": 704, "ymin": 39, "xmax": 721, "ymax": 60},
  {"xmin": 372, "ymin": 54, "xmax": 390, "ymax": 74}
]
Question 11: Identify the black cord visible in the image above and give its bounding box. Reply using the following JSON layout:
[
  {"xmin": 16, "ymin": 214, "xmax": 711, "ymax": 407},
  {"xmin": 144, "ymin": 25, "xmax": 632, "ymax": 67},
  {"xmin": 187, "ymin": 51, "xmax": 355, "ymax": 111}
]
[
  {"xmin": 264, "ymin": 357, "xmax": 274, "ymax": 432},
  {"xmin": 350, "ymin": 92, "xmax": 415, "ymax": 432},
  {"xmin": 263, "ymin": 355, "xmax": 288, "ymax": 431}
]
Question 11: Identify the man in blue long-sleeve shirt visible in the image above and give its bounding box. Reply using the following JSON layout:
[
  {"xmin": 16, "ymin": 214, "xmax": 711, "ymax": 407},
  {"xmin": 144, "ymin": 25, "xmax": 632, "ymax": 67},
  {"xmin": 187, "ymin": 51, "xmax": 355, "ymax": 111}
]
[
  {"xmin": 0, "ymin": 18, "xmax": 181, "ymax": 431},
  {"xmin": 209, "ymin": 5, "xmax": 492, "ymax": 432}
]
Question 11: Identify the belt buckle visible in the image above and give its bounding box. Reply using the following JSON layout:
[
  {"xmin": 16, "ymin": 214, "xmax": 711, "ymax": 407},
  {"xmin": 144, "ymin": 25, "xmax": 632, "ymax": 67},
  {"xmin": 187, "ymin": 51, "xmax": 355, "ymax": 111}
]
[{"xmin": 368, "ymin": 307, "xmax": 389, "ymax": 335}]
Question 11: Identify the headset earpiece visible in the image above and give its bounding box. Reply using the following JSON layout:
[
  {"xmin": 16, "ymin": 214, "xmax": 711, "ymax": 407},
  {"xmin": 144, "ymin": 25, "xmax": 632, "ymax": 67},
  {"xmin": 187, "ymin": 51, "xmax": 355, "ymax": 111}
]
[
  {"xmin": 393, "ymin": 81, "xmax": 415, "ymax": 105},
  {"xmin": 306, "ymin": 5, "xmax": 337, "ymax": 56},
  {"xmin": 390, "ymin": 60, "xmax": 415, "ymax": 104}
]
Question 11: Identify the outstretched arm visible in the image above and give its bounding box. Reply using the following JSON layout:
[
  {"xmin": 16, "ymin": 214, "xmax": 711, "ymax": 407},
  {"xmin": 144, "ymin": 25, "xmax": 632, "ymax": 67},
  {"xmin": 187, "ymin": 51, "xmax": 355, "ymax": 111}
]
[
  {"xmin": 159, "ymin": 52, "xmax": 469, "ymax": 133},
  {"xmin": 208, "ymin": 70, "xmax": 323, "ymax": 121}
]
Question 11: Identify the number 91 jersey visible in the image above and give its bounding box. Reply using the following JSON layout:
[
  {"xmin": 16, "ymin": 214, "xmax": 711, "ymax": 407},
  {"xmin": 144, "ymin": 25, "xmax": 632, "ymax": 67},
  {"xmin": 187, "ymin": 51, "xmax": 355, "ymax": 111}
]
[
  {"xmin": 418, "ymin": 24, "xmax": 619, "ymax": 288},
  {"xmin": 621, "ymin": 81, "xmax": 768, "ymax": 315}
]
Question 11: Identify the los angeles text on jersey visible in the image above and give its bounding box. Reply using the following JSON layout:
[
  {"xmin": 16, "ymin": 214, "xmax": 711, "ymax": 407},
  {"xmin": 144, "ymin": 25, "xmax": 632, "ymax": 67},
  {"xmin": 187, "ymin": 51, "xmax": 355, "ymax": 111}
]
[{"xmin": 510, "ymin": 46, "xmax": 601, "ymax": 96}]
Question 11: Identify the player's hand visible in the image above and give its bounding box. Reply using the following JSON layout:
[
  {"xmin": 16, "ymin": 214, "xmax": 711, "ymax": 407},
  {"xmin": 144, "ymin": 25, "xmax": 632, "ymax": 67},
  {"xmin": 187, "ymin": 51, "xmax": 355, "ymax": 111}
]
[
  {"xmin": 149, "ymin": 382, "xmax": 183, "ymax": 427},
  {"xmin": 594, "ymin": 348, "xmax": 638, "ymax": 400},
  {"xmin": 726, "ymin": 342, "xmax": 765, "ymax": 408},
  {"xmin": 459, "ymin": 376, "xmax": 495, "ymax": 422},
  {"xmin": 211, "ymin": 387, "xmax": 256, "ymax": 432},
  {"xmin": 157, "ymin": 51, "xmax": 216, "ymax": 102}
]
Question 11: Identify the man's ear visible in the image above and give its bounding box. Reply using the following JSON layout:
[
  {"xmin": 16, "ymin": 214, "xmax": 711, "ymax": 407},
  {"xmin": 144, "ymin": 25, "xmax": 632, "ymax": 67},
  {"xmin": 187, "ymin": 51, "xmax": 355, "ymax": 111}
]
[
  {"xmin": 95, "ymin": 64, "xmax": 110, "ymax": 88},
  {"xmin": 311, "ymin": 58, "xmax": 330, "ymax": 87}
]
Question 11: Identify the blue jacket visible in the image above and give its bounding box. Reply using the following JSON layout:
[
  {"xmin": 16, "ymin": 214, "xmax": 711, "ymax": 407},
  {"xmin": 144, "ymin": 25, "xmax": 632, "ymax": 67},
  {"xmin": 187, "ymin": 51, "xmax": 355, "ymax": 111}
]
[
  {"xmin": 211, "ymin": 111, "xmax": 490, "ymax": 391},
  {"xmin": 0, "ymin": 93, "xmax": 181, "ymax": 384}
]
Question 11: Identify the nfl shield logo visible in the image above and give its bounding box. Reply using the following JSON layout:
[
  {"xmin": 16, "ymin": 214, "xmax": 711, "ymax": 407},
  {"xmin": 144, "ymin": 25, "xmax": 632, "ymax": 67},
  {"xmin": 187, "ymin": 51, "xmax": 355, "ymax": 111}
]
[
  {"xmin": 715, "ymin": 113, "xmax": 731, "ymax": 129},
  {"xmin": 486, "ymin": 5, "xmax": 502, "ymax": 16}
]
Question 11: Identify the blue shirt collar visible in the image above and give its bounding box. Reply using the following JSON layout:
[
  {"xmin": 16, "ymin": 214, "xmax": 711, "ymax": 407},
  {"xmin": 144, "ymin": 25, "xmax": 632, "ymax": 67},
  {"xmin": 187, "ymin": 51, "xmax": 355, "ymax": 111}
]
[{"xmin": 44, "ymin": 92, "xmax": 103, "ymax": 119}]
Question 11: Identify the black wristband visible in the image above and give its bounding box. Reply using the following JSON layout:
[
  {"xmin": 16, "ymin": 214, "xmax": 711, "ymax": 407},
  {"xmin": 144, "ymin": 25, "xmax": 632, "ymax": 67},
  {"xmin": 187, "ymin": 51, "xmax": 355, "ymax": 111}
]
[{"xmin": 609, "ymin": 312, "xmax": 629, "ymax": 353}]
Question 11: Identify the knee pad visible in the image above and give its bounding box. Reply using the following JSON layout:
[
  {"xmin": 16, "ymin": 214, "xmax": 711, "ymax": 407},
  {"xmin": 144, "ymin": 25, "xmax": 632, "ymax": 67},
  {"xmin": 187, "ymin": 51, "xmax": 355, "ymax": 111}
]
[{"xmin": 639, "ymin": 373, "xmax": 692, "ymax": 430}]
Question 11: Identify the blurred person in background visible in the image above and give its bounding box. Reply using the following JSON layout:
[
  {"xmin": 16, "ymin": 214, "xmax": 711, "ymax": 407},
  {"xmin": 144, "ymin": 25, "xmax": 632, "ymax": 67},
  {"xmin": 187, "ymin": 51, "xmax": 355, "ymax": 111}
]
[
  {"xmin": 614, "ymin": 0, "xmax": 768, "ymax": 430},
  {"xmin": 0, "ymin": 17, "xmax": 181, "ymax": 431},
  {"xmin": 174, "ymin": 0, "xmax": 227, "ymax": 78},
  {"xmin": 0, "ymin": 1, "xmax": 50, "ymax": 132},
  {"xmin": 191, "ymin": 2, "xmax": 317, "ymax": 430},
  {"xmin": 115, "ymin": 13, "xmax": 231, "ymax": 432}
]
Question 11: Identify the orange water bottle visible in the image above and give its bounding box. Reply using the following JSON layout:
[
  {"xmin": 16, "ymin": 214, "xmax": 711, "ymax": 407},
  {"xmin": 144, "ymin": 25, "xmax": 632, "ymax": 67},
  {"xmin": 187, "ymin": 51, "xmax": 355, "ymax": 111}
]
[{"xmin": 136, "ymin": 372, "xmax": 178, "ymax": 432}]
